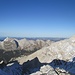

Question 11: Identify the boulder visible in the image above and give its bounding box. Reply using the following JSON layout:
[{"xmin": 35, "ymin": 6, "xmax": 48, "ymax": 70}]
[{"xmin": 40, "ymin": 65, "xmax": 58, "ymax": 75}]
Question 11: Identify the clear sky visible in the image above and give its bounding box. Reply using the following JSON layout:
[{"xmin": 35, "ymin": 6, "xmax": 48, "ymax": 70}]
[{"xmin": 0, "ymin": 0, "xmax": 75, "ymax": 37}]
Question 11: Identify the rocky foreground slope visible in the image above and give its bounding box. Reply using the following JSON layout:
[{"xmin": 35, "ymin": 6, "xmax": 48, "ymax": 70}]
[{"xmin": 0, "ymin": 36, "xmax": 75, "ymax": 75}]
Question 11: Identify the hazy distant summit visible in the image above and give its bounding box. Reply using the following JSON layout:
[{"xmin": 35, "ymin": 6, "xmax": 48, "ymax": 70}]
[{"xmin": 0, "ymin": 36, "xmax": 66, "ymax": 41}]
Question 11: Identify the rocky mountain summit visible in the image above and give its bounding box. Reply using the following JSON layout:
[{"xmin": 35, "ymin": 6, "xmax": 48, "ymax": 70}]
[
  {"xmin": 0, "ymin": 37, "xmax": 53, "ymax": 63},
  {"xmin": 0, "ymin": 36, "xmax": 75, "ymax": 75},
  {"xmin": 16, "ymin": 36, "xmax": 75, "ymax": 64},
  {"xmin": 0, "ymin": 37, "xmax": 53, "ymax": 51},
  {"xmin": 15, "ymin": 35, "xmax": 75, "ymax": 75}
]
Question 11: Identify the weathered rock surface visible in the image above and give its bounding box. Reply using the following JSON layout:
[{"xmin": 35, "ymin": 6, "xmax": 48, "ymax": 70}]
[
  {"xmin": 18, "ymin": 39, "xmax": 36, "ymax": 52},
  {"xmin": 0, "ymin": 37, "xmax": 53, "ymax": 66},
  {"xmin": 16, "ymin": 36, "xmax": 75, "ymax": 64},
  {"xmin": 2, "ymin": 37, "xmax": 19, "ymax": 51},
  {"xmin": 0, "ymin": 36, "xmax": 75, "ymax": 75},
  {"xmin": 40, "ymin": 65, "xmax": 58, "ymax": 75},
  {"xmin": 14, "ymin": 35, "xmax": 75, "ymax": 75},
  {"xmin": 0, "ymin": 37, "xmax": 53, "ymax": 52},
  {"xmin": 17, "ymin": 38, "xmax": 53, "ymax": 52},
  {"xmin": 0, "ymin": 41, "xmax": 3, "ymax": 49},
  {"xmin": 30, "ymin": 65, "xmax": 58, "ymax": 75},
  {"xmin": 0, "ymin": 57, "xmax": 74, "ymax": 75}
]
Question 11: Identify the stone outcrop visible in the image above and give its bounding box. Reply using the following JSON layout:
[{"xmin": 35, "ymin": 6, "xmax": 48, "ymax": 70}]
[
  {"xmin": 0, "ymin": 37, "xmax": 53, "ymax": 65},
  {"xmin": 2, "ymin": 37, "xmax": 19, "ymax": 51},
  {"xmin": 0, "ymin": 41, "xmax": 3, "ymax": 49},
  {"xmin": 30, "ymin": 65, "xmax": 58, "ymax": 75},
  {"xmin": 16, "ymin": 36, "xmax": 75, "ymax": 64},
  {"xmin": 0, "ymin": 35, "xmax": 75, "ymax": 75},
  {"xmin": 14, "ymin": 35, "xmax": 75, "ymax": 75},
  {"xmin": 18, "ymin": 39, "xmax": 36, "ymax": 52},
  {"xmin": 0, "ymin": 58, "xmax": 74, "ymax": 75},
  {"xmin": 0, "ymin": 37, "xmax": 53, "ymax": 52},
  {"xmin": 17, "ymin": 39, "xmax": 53, "ymax": 52}
]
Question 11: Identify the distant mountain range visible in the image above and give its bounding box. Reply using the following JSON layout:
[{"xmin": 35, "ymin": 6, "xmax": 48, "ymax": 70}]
[{"xmin": 0, "ymin": 37, "xmax": 67, "ymax": 42}]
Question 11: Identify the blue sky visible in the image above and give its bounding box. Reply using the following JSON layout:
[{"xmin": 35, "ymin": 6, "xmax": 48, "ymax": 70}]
[{"xmin": 0, "ymin": 0, "xmax": 75, "ymax": 37}]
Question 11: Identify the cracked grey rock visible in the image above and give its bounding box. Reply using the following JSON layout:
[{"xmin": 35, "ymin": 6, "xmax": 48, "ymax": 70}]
[
  {"xmin": 3, "ymin": 37, "xmax": 18, "ymax": 51},
  {"xmin": 40, "ymin": 65, "xmax": 58, "ymax": 75}
]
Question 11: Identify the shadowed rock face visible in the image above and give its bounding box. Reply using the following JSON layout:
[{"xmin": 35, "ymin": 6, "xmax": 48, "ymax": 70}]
[
  {"xmin": 0, "ymin": 41, "xmax": 3, "ymax": 49},
  {"xmin": 0, "ymin": 57, "xmax": 74, "ymax": 75}
]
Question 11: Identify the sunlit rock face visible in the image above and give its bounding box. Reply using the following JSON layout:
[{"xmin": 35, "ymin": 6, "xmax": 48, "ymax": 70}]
[
  {"xmin": 16, "ymin": 35, "xmax": 75, "ymax": 64},
  {"xmin": 69, "ymin": 35, "xmax": 75, "ymax": 43},
  {"xmin": 0, "ymin": 37, "xmax": 53, "ymax": 64},
  {"xmin": 0, "ymin": 37, "xmax": 53, "ymax": 52},
  {"xmin": 18, "ymin": 39, "xmax": 36, "ymax": 52},
  {"xmin": 0, "ymin": 36, "xmax": 75, "ymax": 75},
  {"xmin": 17, "ymin": 38, "xmax": 53, "ymax": 52},
  {"xmin": 35, "ymin": 39, "xmax": 53, "ymax": 49},
  {"xmin": 2, "ymin": 37, "xmax": 19, "ymax": 51}
]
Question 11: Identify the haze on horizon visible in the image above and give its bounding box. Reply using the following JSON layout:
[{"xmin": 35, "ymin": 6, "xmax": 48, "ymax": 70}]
[{"xmin": 0, "ymin": 0, "xmax": 75, "ymax": 38}]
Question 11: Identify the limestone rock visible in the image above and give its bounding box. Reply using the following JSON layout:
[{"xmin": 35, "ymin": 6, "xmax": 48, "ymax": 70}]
[
  {"xmin": 0, "ymin": 37, "xmax": 53, "ymax": 52},
  {"xmin": 18, "ymin": 38, "xmax": 53, "ymax": 52},
  {"xmin": 69, "ymin": 35, "xmax": 75, "ymax": 42},
  {"xmin": 30, "ymin": 71, "xmax": 42, "ymax": 75},
  {"xmin": 40, "ymin": 65, "xmax": 58, "ymax": 75},
  {"xmin": 0, "ymin": 37, "xmax": 53, "ymax": 64},
  {"xmin": 0, "ymin": 41, "xmax": 3, "ymax": 49},
  {"xmin": 1, "ymin": 35, "xmax": 75, "ymax": 75},
  {"xmin": 15, "ymin": 35, "xmax": 75, "ymax": 64},
  {"xmin": 3, "ymin": 37, "xmax": 19, "ymax": 51},
  {"xmin": 18, "ymin": 39, "xmax": 36, "ymax": 52}
]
